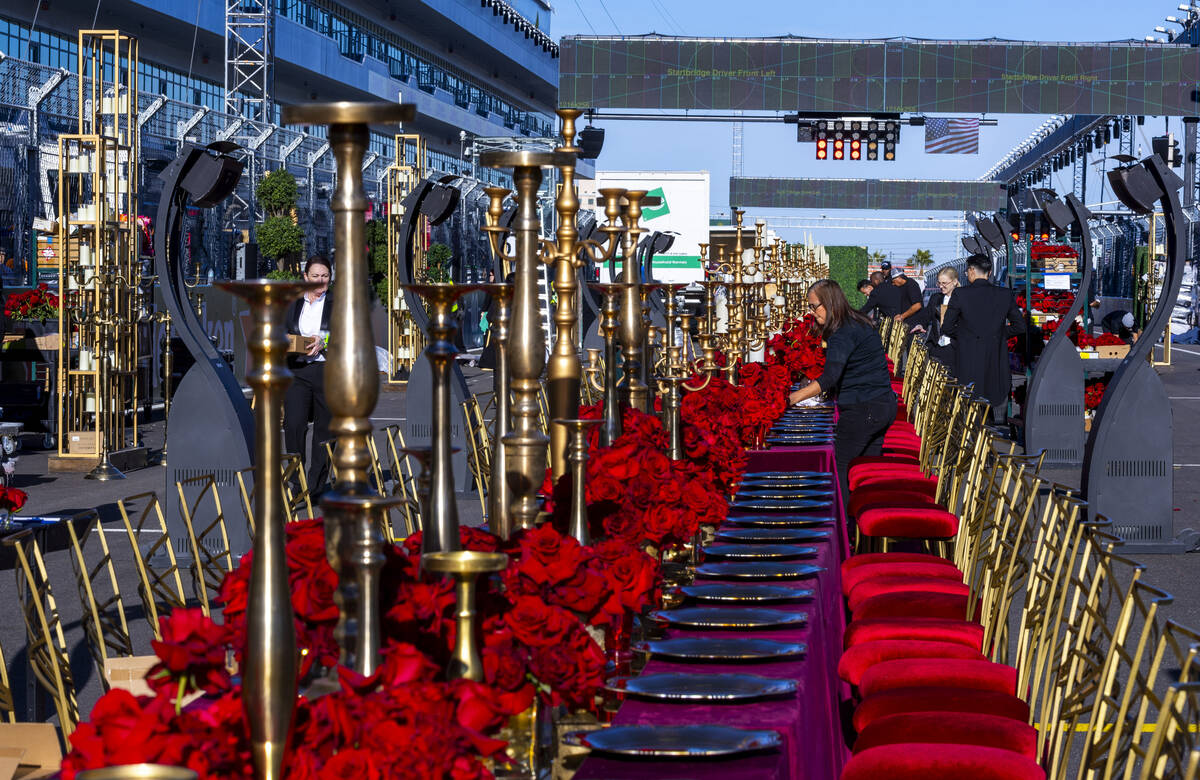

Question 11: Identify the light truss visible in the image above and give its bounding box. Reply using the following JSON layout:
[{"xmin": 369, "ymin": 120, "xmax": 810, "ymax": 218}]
[{"xmin": 225, "ymin": 0, "xmax": 273, "ymax": 123}]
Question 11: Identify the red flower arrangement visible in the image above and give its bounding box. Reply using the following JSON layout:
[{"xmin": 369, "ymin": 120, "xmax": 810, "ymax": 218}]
[
  {"xmin": 4, "ymin": 284, "xmax": 59, "ymax": 321},
  {"xmin": 1076, "ymin": 332, "xmax": 1125, "ymax": 349},
  {"xmin": 0, "ymin": 486, "xmax": 27, "ymax": 513},
  {"xmin": 1084, "ymin": 378, "xmax": 1108, "ymax": 411},
  {"xmin": 765, "ymin": 315, "xmax": 826, "ymax": 381}
]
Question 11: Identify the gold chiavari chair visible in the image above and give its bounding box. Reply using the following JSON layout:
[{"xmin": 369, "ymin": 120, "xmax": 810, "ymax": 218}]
[
  {"xmin": 175, "ymin": 474, "xmax": 236, "ymax": 616},
  {"xmin": 64, "ymin": 511, "xmax": 136, "ymax": 687},
  {"xmin": 0, "ymin": 637, "xmax": 13, "ymax": 723},
  {"xmin": 461, "ymin": 394, "xmax": 492, "ymax": 521},
  {"xmin": 235, "ymin": 467, "xmax": 255, "ymax": 533},
  {"xmin": 382, "ymin": 424, "xmax": 421, "ymax": 538},
  {"xmin": 281, "ymin": 454, "xmax": 316, "ymax": 521},
  {"xmin": 2, "ymin": 530, "xmax": 79, "ymax": 737},
  {"xmin": 1140, "ymin": 678, "xmax": 1200, "ymax": 780},
  {"xmin": 118, "ymin": 492, "xmax": 188, "ymax": 638}
]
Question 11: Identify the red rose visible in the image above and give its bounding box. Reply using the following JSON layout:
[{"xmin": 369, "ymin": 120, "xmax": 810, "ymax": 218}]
[
  {"xmin": 319, "ymin": 748, "xmax": 379, "ymax": 780},
  {"xmin": 148, "ymin": 608, "xmax": 232, "ymax": 696},
  {"xmin": 503, "ymin": 595, "xmax": 575, "ymax": 648}
]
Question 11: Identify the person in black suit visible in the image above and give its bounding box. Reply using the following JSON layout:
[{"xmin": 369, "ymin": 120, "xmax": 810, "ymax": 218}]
[
  {"xmin": 891, "ymin": 270, "xmax": 923, "ymax": 322},
  {"xmin": 908, "ymin": 267, "xmax": 959, "ymax": 369},
  {"xmin": 941, "ymin": 254, "xmax": 1025, "ymax": 417},
  {"xmin": 284, "ymin": 255, "xmax": 334, "ymax": 493},
  {"xmin": 859, "ymin": 271, "xmax": 903, "ymax": 320}
]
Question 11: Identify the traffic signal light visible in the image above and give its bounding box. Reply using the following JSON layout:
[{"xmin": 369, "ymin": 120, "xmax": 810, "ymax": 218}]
[
  {"xmin": 833, "ymin": 139, "xmax": 845, "ymax": 160},
  {"xmin": 812, "ymin": 119, "xmax": 899, "ymax": 160},
  {"xmin": 816, "ymin": 139, "xmax": 828, "ymax": 160}
]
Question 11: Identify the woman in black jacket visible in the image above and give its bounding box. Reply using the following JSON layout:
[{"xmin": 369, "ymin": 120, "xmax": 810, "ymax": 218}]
[
  {"xmin": 788, "ymin": 279, "xmax": 896, "ymax": 506},
  {"xmin": 908, "ymin": 267, "xmax": 959, "ymax": 370}
]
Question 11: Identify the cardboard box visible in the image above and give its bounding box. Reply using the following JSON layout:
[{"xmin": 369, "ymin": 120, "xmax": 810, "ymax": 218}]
[
  {"xmin": 1039, "ymin": 256, "xmax": 1078, "ymax": 273},
  {"xmin": 1097, "ymin": 344, "xmax": 1130, "ymax": 360},
  {"xmin": 287, "ymin": 334, "xmax": 316, "ymax": 354},
  {"xmin": 0, "ymin": 723, "xmax": 62, "ymax": 779},
  {"xmin": 67, "ymin": 430, "xmax": 97, "ymax": 454},
  {"xmin": 104, "ymin": 655, "xmax": 158, "ymax": 698}
]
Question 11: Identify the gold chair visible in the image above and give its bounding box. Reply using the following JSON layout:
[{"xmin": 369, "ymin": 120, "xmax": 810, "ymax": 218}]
[
  {"xmin": 461, "ymin": 393, "xmax": 492, "ymax": 521},
  {"xmin": 118, "ymin": 492, "xmax": 188, "ymax": 638},
  {"xmin": 175, "ymin": 474, "xmax": 236, "ymax": 616},
  {"xmin": 235, "ymin": 467, "xmax": 255, "ymax": 533},
  {"xmin": 3, "ymin": 529, "xmax": 79, "ymax": 737},
  {"xmin": 382, "ymin": 424, "xmax": 421, "ymax": 538},
  {"xmin": 280, "ymin": 454, "xmax": 316, "ymax": 521},
  {"xmin": 64, "ymin": 511, "xmax": 136, "ymax": 687},
  {"xmin": 1140, "ymin": 678, "xmax": 1200, "ymax": 780},
  {"xmin": 0, "ymin": 637, "xmax": 13, "ymax": 724}
]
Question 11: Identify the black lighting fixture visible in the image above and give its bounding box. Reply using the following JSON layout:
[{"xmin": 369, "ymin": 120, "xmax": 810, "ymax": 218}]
[
  {"xmin": 1033, "ymin": 188, "xmax": 1073, "ymax": 235},
  {"xmin": 578, "ymin": 124, "xmax": 605, "ymax": 159},
  {"xmin": 813, "ymin": 119, "xmax": 897, "ymax": 161},
  {"xmin": 1108, "ymin": 155, "xmax": 1179, "ymax": 214},
  {"xmin": 961, "ymin": 235, "xmax": 985, "ymax": 255},
  {"xmin": 976, "ymin": 215, "xmax": 1006, "ymax": 251}
]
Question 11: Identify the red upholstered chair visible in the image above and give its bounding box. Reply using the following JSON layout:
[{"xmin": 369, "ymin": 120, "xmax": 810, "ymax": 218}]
[
  {"xmin": 858, "ymin": 657, "xmax": 1017, "ymax": 698},
  {"xmin": 852, "ymin": 591, "xmax": 975, "ymax": 622},
  {"xmin": 847, "ymin": 575, "xmax": 970, "ymax": 611},
  {"xmin": 857, "ymin": 506, "xmax": 959, "ymax": 539},
  {"xmin": 847, "ymin": 487, "xmax": 941, "ymax": 521},
  {"xmin": 838, "ymin": 640, "xmax": 985, "ymax": 686},
  {"xmin": 841, "ymin": 743, "xmax": 1045, "ymax": 780},
  {"xmin": 849, "ymin": 465, "xmax": 928, "ymax": 491},
  {"xmin": 852, "ymin": 687, "xmax": 1031, "ymax": 732},
  {"xmin": 841, "ymin": 552, "xmax": 958, "ymax": 579},
  {"xmin": 852, "ymin": 712, "xmax": 1038, "ymax": 759},
  {"xmin": 844, "ymin": 618, "xmax": 983, "ymax": 651},
  {"xmin": 841, "ymin": 561, "xmax": 962, "ymax": 595}
]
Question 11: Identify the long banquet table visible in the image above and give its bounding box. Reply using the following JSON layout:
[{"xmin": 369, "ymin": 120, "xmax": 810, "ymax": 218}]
[{"xmin": 574, "ymin": 442, "xmax": 851, "ymax": 780}]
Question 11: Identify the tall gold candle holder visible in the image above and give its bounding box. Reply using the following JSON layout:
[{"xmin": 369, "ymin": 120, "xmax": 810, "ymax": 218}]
[
  {"xmin": 480, "ymin": 282, "xmax": 515, "ymax": 539},
  {"xmin": 421, "ymin": 550, "xmax": 509, "ymax": 681},
  {"xmin": 586, "ymin": 282, "xmax": 635, "ymax": 446},
  {"xmin": 76, "ymin": 766, "xmax": 199, "ymax": 780},
  {"xmin": 282, "ymin": 101, "xmax": 414, "ymax": 680},
  {"xmin": 617, "ymin": 191, "xmax": 648, "ymax": 413},
  {"xmin": 480, "ymin": 150, "xmax": 573, "ymax": 531},
  {"xmin": 219, "ymin": 279, "xmax": 314, "ymax": 780},
  {"xmin": 402, "ymin": 283, "xmax": 488, "ymax": 552},
  {"xmin": 553, "ymin": 418, "xmax": 603, "ymax": 545}
]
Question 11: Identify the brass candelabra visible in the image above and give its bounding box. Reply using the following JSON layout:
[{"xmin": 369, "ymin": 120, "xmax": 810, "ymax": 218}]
[
  {"xmin": 553, "ymin": 417, "xmax": 603, "ymax": 545},
  {"xmin": 584, "ymin": 282, "xmax": 635, "ymax": 446},
  {"xmin": 421, "ymin": 550, "xmax": 509, "ymax": 681},
  {"xmin": 480, "ymin": 282, "xmax": 515, "ymax": 538}
]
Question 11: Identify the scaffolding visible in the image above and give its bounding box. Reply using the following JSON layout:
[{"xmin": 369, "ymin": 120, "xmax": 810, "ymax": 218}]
[
  {"xmin": 55, "ymin": 30, "xmax": 142, "ymax": 461},
  {"xmin": 385, "ymin": 132, "xmax": 427, "ymax": 378}
]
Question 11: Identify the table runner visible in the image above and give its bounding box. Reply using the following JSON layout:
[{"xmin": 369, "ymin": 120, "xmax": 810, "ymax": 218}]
[{"xmin": 575, "ymin": 444, "xmax": 850, "ymax": 780}]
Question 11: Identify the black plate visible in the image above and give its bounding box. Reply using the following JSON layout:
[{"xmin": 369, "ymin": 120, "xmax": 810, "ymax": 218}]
[
  {"xmin": 564, "ymin": 724, "xmax": 783, "ymax": 757},
  {"xmin": 726, "ymin": 514, "xmax": 835, "ymax": 527},
  {"xmin": 636, "ymin": 637, "xmax": 808, "ymax": 662},
  {"xmin": 730, "ymin": 497, "xmax": 834, "ymax": 511},
  {"xmin": 695, "ymin": 561, "xmax": 826, "ymax": 580},
  {"xmin": 716, "ymin": 527, "xmax": 832, "ymax": 543},
  {"xmin": 742, "ymin": 470, "xmax": 833, "ymax": 480},
  {"xmin": 608, "ymin": 672, "xmax": 798, "ymax": 702},
  {"xmin": 736, "ymin": 488, "xmax": 836, "ymax": 500},
  {"xmin": 680, "ymin": 582, "xmax": 815, "ymax": 603},
  {"xmin": 649, "ymin": 606, "xmax": 808, "ymax": 629},
  {"xmin": 702, "ymin": 543, "xmax": 818, "ymax": 560}
]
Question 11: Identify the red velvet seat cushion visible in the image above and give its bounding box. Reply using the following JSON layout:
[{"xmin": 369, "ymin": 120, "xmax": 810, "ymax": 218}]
[
  {"xmin": 858, "ymin": 506, "xmax": 959, "ymax": 539},
  {"xmin": 838, "ymin": 640, "xmax": 985, "ymax": 686},
  {"xmin": 882, "ymin": 445, "xmax": 921, "ymax": 459},
  {"xmin": 841, "ymin": 561, "xmax": 962, "ymax": 595},
  {"xmin": 849, "ymin": 455, "xmax": 921, "ymax": 470},
  {"xmin": 841, "ymin": 552, "xmax": 957, "ymax": 578},
  {"xmin": 853, "ymin": 712, "xmax": 1038, "ymax": 759},
  {"xmin": 852, "ymin": 687, "xmax": 1031, "ymax": 732},
  {"xmin": 848, "ymin": 489, "xmax": 941, "ymax": 520},
  {"xmin": 859, "ymin": 658, "xmax": 1018, "ymax": 698},
  {"xmin": 841, "ymin": 743, "xmax": 1045, "ymax": 780},
  {"xmin": 849, "ymin": 467, "xmax": 929, "ymax": 491},
  {"xmin": 847, "ymin": 575, "xmax": 970, "ymax": 611},
  {"xmin": 884, "ymin": 432, "xmax": 920, "ymax": 446},
  {"xmin": 853, "ymin": 591, "xmax": 974, "ymax": 622},
  {"xmin": 844, "ymin": 618, "xmax": 983, "ymax": 650}
]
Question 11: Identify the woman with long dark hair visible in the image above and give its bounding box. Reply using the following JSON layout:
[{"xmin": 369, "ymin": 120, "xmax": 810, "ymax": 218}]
[{"xmin": 787, "ymin": 279, "xmax": 896, "ymax": 505}]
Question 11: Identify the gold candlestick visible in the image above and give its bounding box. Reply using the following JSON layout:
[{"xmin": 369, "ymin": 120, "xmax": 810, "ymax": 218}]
[
  {"xmin": 76, "ymin": 766, "xmax": 199, "ymax": 780},
  {"xmin": 219, "ymin": 279, "xmax": 314, "ymax": 780},
  {"xmin": 618, "ymin": 191, "xmax": 648, "ymax": 412},
  {"xmin": 282, "ymin": 101, "xmax": 414, "ymax": 680},
  {"xmin": 480, "ymin": 150, "xmax": 573, "ymax": 531},
  {"xmin": 421, "ymin": 551, "xmax": 509, "ymax": 681},
  {"xmin": 587, "ymin": 282, "xmax": 635, "ymax": 446},
  {"xmin": 480, "ymin": 282, "xmax": 515, "ymax": 539},
  {"xmin": 553, "ymin": 418, "xmax": 603, "ymax": 545}
]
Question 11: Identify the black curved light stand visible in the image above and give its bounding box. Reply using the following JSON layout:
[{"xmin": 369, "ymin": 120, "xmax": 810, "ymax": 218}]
[
  {"xmin": 1025, "ymin": 193, "xmax": 1094, "ymax": 466},
  {"xmin": 154, "ymin": 143, "xmax": 256, "ymax": 558},
  {"xmin": 1083, "ymin": 155, "xmax": 1198, "ymax": 552}
]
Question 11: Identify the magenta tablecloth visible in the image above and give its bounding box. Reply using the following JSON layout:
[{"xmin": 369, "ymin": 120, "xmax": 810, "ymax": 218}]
[{"xmin": 575, "ymin": 445, "xmax": 850, "ymax": 780}]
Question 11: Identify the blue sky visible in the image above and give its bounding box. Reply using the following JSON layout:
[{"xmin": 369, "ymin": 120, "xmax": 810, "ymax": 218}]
[{"xmin": 549, "ymin": 0, "xmax": 1192, "ymax": 266}]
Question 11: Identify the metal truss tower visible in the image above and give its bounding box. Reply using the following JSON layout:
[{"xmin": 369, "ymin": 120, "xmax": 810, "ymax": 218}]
[{"xmin": 224, "ymin": 0, "xmax": 273, "ymax": 123}]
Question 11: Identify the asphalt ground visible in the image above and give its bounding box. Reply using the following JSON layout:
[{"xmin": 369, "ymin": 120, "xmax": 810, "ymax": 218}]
[{"xmin": 0, "ymin": 353, "xmax": 1196, "ymax": 747}]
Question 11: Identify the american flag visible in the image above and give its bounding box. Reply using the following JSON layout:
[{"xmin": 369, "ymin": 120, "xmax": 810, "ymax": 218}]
[{"xmin": 924, "ymin": 118, "xmax": 980, "ymax": 154}]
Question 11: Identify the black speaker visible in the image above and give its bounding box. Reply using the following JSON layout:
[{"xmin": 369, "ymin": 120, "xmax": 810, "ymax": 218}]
[
  {"xmin": 181, "ymin": 152, "xmax": 244, "ymax": 208},
  {"xmin": 578, "ymin": 126, "xmax": 605, "ymax": 160}
]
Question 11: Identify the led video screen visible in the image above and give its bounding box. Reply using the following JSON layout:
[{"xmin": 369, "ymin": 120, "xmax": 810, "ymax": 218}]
[
  {"xmin": 560, "ymin": 37, "xmax": 1200, "ymax": 115},
  {"xmin": 730, "ymin": 177, "xmax": 1007, "ymax": 212}
]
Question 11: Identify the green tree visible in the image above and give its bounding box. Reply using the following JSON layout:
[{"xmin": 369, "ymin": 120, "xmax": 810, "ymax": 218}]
[
  {"xmin": 366, "ymin": 218, "xmax": 389, "ymax": 304},
  {"xmin": 910, "ymin": 248, "xmax": 933, "ymax": 273},
  {"xmin": 256, "ymin": 215, "xmax": 305, "ymax": 267},
  {"xmin": 421, "ymin": 242, "xmax": 453, "ymax": 284},
  {"xmin": 257, "ymin": 168, "xmax": 299, "ymax": 217},
  {"xmin": 868, "ymin": 250, "xmax": 888, "ymax": 266}
]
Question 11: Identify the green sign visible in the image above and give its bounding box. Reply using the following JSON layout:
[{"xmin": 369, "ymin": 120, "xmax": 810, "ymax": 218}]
[
  {"xmin": 651, "ymin": 255, "xmax": 700, "ymax": 269},
  {"xmin": 642, "ymin": 187, "xmax": 671, "ymax": 221}
]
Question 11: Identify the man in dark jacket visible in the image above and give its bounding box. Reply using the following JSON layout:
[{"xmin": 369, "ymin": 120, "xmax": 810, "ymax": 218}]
[
  {"xmin": 859, "ymin": 271, "xmax": 903, "ymax": 320},
  {"xmin": 891, "ymin": 270, "xmax": 923, "ymax": 322},
  {"xmin": 941, "ymin": 254, "xmax": 1025, "ymax": 416}
]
